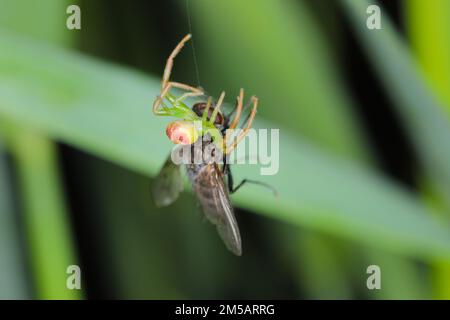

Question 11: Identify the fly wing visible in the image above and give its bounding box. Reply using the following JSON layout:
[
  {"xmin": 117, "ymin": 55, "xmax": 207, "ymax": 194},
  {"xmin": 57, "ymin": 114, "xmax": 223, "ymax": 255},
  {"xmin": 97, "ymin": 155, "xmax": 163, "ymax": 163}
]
[
  {"xmin": 192, "ymin": 164, "xmax": 242, "ymax": 256},
  {"xmin": 151, "ymin": 155, "xmax": 183, "ymax": 207}
]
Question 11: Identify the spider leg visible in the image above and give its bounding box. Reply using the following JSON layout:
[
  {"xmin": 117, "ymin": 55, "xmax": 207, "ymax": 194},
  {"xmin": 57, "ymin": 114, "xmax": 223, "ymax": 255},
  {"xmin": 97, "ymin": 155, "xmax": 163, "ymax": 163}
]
[
  {"xmin": 226, "ymin": 94, "xmax": 253, "ymax": 129},
  {"xmin": 153, "ymin": 82, "xmax": 173, "ymax": 114},
  {"xmin": 170, "ymin": 81, "xmax": 203, "ymax": 93},
  {"xmin": 228, "ymin": 88, "xmax": 244, "ymax": 130},
  {"xmin": 153, "ymin": 81, "xmax": 203, "ymax": 115},
  {"xmin": 209, "ymin": 91, "xmax": 225, "ymax": 125},
  {"xmin": 239, "ymin": 96, "xmax": 257, "ymax": 127},
  {"xmin": 171, "ymin": 82, "xmax": 204, "ymax": 103},
  {"xmin": 162, "ymin": 34, "xmax": 191, "ymax": 89},
  {"xmin": 225, "ymin": 96, "xmax": 258, "ymax": 154},
  {"xmin": 226, "ymin": 96, "xmax": 258, "ymax": 154},
  {"xmin": 202, "ymin": 97, "xmax": 213, "ymax": 122},
  {"xmin": 175, "ymin": 91, "xmax": 203, "ymax": 103},
  {"xmin": 154, "ymin": 34, "xmax": 204, "ymax": 115},
  {"xmin": 226, "ymin": 93, "xmax": 254, "ymax": 123}
]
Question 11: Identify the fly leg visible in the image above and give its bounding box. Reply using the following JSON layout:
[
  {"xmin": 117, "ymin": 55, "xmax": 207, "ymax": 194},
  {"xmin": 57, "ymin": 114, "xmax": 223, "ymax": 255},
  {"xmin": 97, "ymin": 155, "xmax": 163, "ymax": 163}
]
[
  {"xmin": 222, "ymin": 89, "xmax": 244, "ymax": 154},
  {"xmin": 230, "ymin": 179, "xmax": 278, "ymax": 197},
  {"xmin": 225, "ymin": 165, "xmax": 278, "ymax": 197}
]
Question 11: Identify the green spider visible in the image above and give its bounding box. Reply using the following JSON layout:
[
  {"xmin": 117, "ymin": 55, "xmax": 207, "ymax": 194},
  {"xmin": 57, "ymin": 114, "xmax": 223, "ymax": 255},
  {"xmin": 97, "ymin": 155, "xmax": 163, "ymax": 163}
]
[{"xmin": 152, "ymin": 34, "xmax": 258, "ymax": 153}]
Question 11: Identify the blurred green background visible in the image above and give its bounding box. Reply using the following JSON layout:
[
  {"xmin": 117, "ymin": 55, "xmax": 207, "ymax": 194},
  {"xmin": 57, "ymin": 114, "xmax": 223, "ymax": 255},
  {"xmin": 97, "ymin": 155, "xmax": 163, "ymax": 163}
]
[{"xmin": 1, "ymin": 0, "xmax": 450, "ymax": 299}]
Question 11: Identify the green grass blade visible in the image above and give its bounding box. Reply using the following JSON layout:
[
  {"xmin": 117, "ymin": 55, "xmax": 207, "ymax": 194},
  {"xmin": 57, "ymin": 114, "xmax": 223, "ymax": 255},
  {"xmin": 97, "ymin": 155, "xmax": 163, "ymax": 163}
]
[
  {"xmin": 406, "ymin": 0, "xmax": 450, "ymax": 115},
  {"xmin": 0, "ymin": 146, "xmax": 30, "ymax": 299},
  {"xmin": 340, "ymin": 0, "xmax": 450, "ymax": 204},
  {"xmin": 342, "ymin": 0, "xmax": 450, "ymax": 297},
  {"xmin": 0, "ymin": 0, "xmax": 74, "ymax": 47},
  {"xmin": 1, "ymin": 30, "xmax": 450, "ymax": 261},
  {"xmin": 0, "ymin": 0, "xmax": 81, "ymax": 299},
  {"xmin": 4, "ymin": 127, "xmax": 82, "ymax": 299},
  {"xmin": 405, "ymin": 0, "xmax": 450, "ymax": 299}
]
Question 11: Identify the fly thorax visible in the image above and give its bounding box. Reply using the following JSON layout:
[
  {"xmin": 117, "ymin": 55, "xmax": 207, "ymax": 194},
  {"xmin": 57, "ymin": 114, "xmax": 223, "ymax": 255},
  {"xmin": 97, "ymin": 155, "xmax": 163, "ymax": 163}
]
[{"xmin": 202, "ymin": 140, "xmax": 222, "ymax": 165}]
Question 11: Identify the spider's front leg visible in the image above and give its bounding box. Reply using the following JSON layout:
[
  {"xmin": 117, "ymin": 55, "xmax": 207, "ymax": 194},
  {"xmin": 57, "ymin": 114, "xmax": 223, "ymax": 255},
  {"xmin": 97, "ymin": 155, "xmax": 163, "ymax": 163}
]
[
  {"xmin": 162, "ymin": 34, "xmax": 191, "ymax": 89},
  {"xmin": 153, "ymin": 33, "xmax": 204, "ymax": 115}
]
